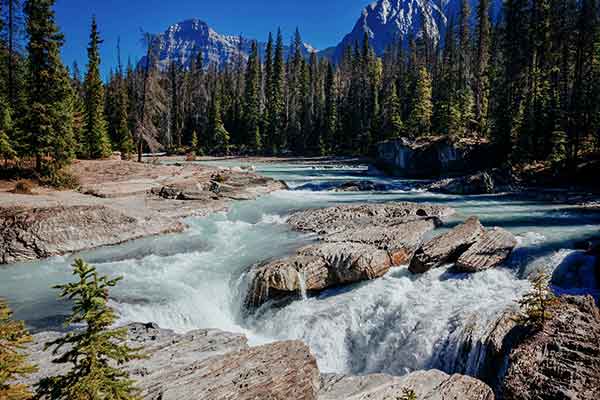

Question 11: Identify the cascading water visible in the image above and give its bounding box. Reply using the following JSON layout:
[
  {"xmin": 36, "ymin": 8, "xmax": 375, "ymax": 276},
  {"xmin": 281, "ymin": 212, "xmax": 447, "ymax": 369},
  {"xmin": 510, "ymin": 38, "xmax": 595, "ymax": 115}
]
[{"xmin": 1, "ymin": 161, "xmax": 598, "ymax": 379}]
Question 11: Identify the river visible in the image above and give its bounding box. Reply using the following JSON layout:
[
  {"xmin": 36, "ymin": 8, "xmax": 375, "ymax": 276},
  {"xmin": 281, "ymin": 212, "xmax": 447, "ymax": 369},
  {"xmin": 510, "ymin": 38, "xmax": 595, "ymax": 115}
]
[{"xmin": 1, "ymin": 161, "xmax": 599, "ymax": 377}]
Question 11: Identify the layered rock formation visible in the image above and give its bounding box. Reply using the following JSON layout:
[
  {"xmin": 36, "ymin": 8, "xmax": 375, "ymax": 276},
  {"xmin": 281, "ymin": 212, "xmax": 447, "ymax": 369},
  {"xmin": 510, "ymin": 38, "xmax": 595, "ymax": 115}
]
[
  {"xmin": 0, "ymin": 205, "xmax": 185, "ymax": 265},
  {"xmin": 319, "ymin": 370, "xmax": 494, "ymax": 400},
  {"xmin": 455, "ymin": 228, "xmax": 518, "ymax": 273},
  {"xmin": 409, "ymin": 218, "xmax": 517, "ymax": 274},
  {"xmin": 246, "ymin": 203, "xmax": 453, "ymax": 308},
  {"xmin": 23, "ymin": 323, "xmax": 320, "ymax": 400},
  {"xmin": 409, "ymin": 217, "xmax": 485, "ymax": 273},
  {"xmin": 501, "ymin": 295, "xmax": 600, "ymax": 400},
  {"xmin": 22, "ymin": 322, "xmax": 494, "ymax": 400}
]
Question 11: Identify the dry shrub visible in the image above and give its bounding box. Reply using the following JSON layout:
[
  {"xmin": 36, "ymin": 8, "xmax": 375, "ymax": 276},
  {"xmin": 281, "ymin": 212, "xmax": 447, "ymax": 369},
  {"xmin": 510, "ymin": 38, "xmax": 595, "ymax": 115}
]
[{"xmin": 12, "ymin": 179, "xmax": 35, "ymax": 194}]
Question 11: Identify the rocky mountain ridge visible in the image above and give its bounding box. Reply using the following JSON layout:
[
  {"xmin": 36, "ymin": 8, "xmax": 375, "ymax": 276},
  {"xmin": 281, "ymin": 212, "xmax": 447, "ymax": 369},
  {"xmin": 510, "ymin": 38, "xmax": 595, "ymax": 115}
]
[{"xmin": 145, "ymin": 18, "xmax": 316, "ymax": 70}]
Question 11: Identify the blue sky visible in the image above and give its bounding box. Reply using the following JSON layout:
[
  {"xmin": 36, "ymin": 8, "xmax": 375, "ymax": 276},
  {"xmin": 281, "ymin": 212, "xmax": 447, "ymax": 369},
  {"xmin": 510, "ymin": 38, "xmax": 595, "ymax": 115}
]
[{"xmin": 54, "ymin": 0, "xmax": 369, "ymax": 78}]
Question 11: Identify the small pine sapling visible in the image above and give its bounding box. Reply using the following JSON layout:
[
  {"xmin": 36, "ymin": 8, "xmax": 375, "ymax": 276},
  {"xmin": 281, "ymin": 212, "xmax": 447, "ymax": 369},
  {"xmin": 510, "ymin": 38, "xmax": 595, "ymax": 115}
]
[{"xmin": 35, "ymin": 259, "xmax": 144, "ymax": 400}]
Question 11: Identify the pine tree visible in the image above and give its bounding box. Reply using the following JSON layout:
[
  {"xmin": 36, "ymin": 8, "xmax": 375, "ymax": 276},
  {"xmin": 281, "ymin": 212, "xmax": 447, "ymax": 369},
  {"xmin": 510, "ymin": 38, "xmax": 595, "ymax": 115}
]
[
  {"xmin": 0, "ymin": 99, "xmax": 17, "ymax": 164},
  {"xmin": 35, "ymin": 259, "xmax": 143, "ymax": 400},
  {"xmin": 70, "ymin": 67, "xmax": 86, "ymax": 159},
  {"xmin": 408, "ymin": 67, "xmax": 433, "ymax": 137},
  {"xmin": 400, "ymin": 388, "xmax": 418, "ymax": 400},
  {"xmin": 244, "ymin": 40, "xmax": 261, "ymax": 153},
  {"xmin": 263, "ymin": 32, "xmax": 274, "ymax": 154},
  {"xmin": 382, "ymin": 82, "xmax": 403, "ymax": 140},
  {"xmin": 0, "ymin": 299, "xmax": 37, "ymax": 400},
  {"xmin": 516, "ymin": 271, "xmax": 558, "ymax": 329},
  {"xmin": 323, "ymin": 62, "xmax": 337, "ymax": 153},
  {"xmin": 83, "ymin": 16, "xmax": 111, "ymax": 159},
  {"xmin": 24, "ymin": 0, "xmax": 75, "ymax": 174},
  {"xmin": 209, "ymin": 87, "xmax": 230, "ymax": 155},
  {"xmin": 474, "ymin": 0, "xmax": 491, "ymax": 135},
  {"xmin": 271, "ymin": 29, "xmax": 286, "ymax": 152}
]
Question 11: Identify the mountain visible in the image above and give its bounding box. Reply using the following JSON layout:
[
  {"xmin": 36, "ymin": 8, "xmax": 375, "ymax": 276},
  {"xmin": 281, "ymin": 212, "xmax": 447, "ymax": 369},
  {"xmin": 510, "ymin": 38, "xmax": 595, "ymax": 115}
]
[
  {"xmin": 145, "ymin": 19, "xmax": 317, "ymax": 70},
  {"xmin": 332, "ymin": 0, "xmax": 503, "ymax": 60}
]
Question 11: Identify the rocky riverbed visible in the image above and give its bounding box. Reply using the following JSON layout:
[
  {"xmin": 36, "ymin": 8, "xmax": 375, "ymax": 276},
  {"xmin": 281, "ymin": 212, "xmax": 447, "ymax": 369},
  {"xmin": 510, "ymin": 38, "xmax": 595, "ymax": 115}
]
[
  {"xmin": 3, "ymin": 159, "xmax": 600, "ymax": 400},
  {"xmin": 0, "ymin": 160, "xmax": 285, "ymax": 264}
]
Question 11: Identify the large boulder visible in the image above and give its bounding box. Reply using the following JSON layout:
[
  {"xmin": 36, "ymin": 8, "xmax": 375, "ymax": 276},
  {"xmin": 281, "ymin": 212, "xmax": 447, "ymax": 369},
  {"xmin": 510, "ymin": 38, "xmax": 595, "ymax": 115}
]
[
  {"xmin": 246, "ymin": 242, "xmax": 393, "ymax": 308},
  {"xmin": 455, "ymin": 228, "xmax": 517, "ymax": 272},
  {"xmin": 0, "ymin": 206, "xmax": 185, "ymax": 264},
  {"xmin": 502, "ymin": 296, "xmax": 600, "ymax": 400},
  {"xmin": 319, "ymin": 370, "xmax": 494, "ymax": 400},
  {"xmin": 410, "ymin": 217, "xmax": 485, "ymax": 273},
  {"xmin": 246, "ymin": 204, "xmax": 449, "ymax": 308},
  {"xmin": 424, "ymin": 169, "xmax": 520, "ymax": 195},
  {"xmin": 22, "ymin": 323, "xmax": 321, "ymax": 400}
]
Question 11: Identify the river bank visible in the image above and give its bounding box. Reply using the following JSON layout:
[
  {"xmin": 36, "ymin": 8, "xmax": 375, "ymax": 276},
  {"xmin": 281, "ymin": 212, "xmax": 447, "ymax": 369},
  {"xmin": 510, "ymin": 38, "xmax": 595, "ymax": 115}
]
[{"xmin": 0, "ymin": 159, "xmax": 286, "ymax": 264}]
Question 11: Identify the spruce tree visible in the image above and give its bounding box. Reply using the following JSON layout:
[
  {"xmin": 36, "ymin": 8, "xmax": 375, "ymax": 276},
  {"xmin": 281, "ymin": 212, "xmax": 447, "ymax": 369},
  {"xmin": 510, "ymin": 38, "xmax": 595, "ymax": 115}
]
[
  {"xmin": 383, "ymin": 82, "xmax": 403, "ymax": 140},
  {"xmin": 209, "ymin": 87, "xmax": 230, "ymax": 155},
  {"xmin": 83, "ymin": 16, "xmax": 111, "ymax": 159},
  {"xmin": 263, "ymin": 32, "xmax": 274, "ymax": 154},
  {"xmin": 474, "ymin": 0, "xmax": 491, "ymax": 135},
  {"xmin": 24, "ymin": 0, "xmax": 75, "ymax": 174},
  {"xmin": 270, "ymin": 29, "xmax": 286, "ymax": 152},
  {"xmin": 323, "ymin": 62, "xmax": 337, "ymax": 153},
  {"xmin": 35, "ymin": 259, "xmax": 143, "ymax": 400},
  {"xmin": 516, "ymin": 271, "xmax": 558, "ymax": 329},
  {"xmin": 244, "ymin": 40, "xmax": 261, "ymax": 153},
  {"xmin": 0, "ymin": 99, "xmax": 16, "ymax": 164},
  {"xmin": 0, "ymin": 299, "xmax": 37, "ymax": 400},
  {"xmin": 408, "ymin": 67, "xmax": 433, "ymax": 137}
]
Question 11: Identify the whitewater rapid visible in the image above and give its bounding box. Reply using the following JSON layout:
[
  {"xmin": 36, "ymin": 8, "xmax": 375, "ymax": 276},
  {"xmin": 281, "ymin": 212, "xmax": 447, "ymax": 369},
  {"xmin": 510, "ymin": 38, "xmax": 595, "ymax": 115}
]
[{"xmin": 1, "ymin": 161, "xmax": 598, "ymax": 377}]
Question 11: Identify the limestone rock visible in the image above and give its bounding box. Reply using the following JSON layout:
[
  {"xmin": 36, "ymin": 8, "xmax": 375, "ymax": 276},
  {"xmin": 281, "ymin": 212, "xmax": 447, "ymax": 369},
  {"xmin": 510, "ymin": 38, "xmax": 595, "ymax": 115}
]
[
  {"xmin": 23, "ymin": 323, "xmax": 320, "ymax": 400},
  {"xmin": 410, "ymin": 217, "xmax": 485, "ymax": 273},
  {"xmin": 246, "ymin": 242, "xmax": 393, "ymax": 308},
  {"xmin": 287, "ymin": 203, "xmax": 455, "ymax": 236},
  {"xmin": 455, "ymin": 228, "xmax": 517, "ymax": 272},
  {"xmin": 319, "ymin": 370, "xmax": 494, "ymax": 400},
  {"xmin": 0, "ymin": 206, "xmax": 185, "ymax": 264},
  {"xmin": 501, "ymin": 296, "xmax": 600, "ymax": 400},
  {"xmin": 246, "ymin": 204, "xmax": 448, "ymax": 308}
]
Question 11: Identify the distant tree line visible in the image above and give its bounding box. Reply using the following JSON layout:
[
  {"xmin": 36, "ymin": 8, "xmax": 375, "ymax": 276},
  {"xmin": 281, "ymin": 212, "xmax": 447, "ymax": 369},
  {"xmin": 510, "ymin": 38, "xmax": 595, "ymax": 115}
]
[{"xmin": 1, "ymin": 0, "xmax": 600, "ymax": 181}]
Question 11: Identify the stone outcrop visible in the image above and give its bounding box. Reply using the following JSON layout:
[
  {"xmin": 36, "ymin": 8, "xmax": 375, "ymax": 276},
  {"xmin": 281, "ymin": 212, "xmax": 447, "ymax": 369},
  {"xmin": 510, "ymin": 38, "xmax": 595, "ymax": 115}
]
[
  {"xmin": 409, "ymin": 217, "xmax": 485, "ymax": 273},
  {"xmin": 376, "ymin": 136, "xmax": 494, "ymax": 178},
  {"xmin": 23, "ymin": 323, "xmax": 321, "ymax": 400},
  {"xmin": 424, "ymin": 169, "xmax": 520, "ymax": 195},
  {"xmin": 501, "ymin": 295, "xmax": 600, "ymax": 400},
  {"xmin": 455, "ymin": 228, "xmax": 518, "ymax": 273},
  {"xmin": 0, "ymin": 206, "xmax": 185, "ymax": 265},
  {"xmin": 22, "ymin": 322, "xmax": 495, "ymax": 400},
  {"xmin": 246, "ymin": 203, "xmax": 453, "ymax": 308},
  {"xmin": 287, "ymin": 203, "xmax": 455, "ymax": 236},
  {"xmin": 332, "ymin": 180, "xmax": 388, "ymax": 192},
  {"xmin": 319, "ymin": 370, "xmax": 494, "ymax": 400}
]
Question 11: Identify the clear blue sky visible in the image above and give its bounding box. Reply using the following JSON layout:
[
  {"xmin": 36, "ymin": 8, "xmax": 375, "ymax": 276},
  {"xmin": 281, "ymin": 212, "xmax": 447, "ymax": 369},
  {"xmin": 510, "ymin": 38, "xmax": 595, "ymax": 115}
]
[{"xmin": 54, "ymin": 0, "xmax": 369, "ymax": 78}]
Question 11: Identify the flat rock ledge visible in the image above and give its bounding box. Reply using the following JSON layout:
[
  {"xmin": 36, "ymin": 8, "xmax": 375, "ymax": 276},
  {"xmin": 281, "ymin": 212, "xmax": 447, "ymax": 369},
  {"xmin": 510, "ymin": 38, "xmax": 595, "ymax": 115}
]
[
  {"xmin": 320, "ymin": 371, "xmax": 494, "ymax": 400},
  {"xmin": 0, "ymin": 162, "xmax": 286, "ymax": 265},
  {"xmin": 409, "ymin": 218, "xmax": 517, "ymax": 274},
  {"xmin": 246, "ymin": 203, "xmax": 454, "ymax": 308},
  {"xmin": 22, "ymin": 323, "xmax": 494, "ymax": 400}
]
